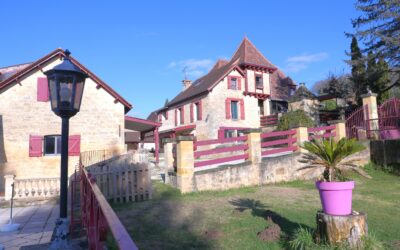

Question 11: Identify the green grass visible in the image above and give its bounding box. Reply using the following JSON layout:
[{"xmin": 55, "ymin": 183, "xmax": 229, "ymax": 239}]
[{"xmin": 111, "ymin": 166, "xmax": 400, "ymax": 250}]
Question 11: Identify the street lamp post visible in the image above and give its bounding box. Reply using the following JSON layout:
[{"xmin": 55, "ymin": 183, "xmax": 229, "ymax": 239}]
[{"xmin": 44, "ymin": 50, "xmax": 88, "ymax": 249}]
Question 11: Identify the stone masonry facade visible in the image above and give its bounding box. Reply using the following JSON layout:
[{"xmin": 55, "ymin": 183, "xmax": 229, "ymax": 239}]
[{"xmin": 0, "ymin": 56, "xmax": 126, "ymax": 191}]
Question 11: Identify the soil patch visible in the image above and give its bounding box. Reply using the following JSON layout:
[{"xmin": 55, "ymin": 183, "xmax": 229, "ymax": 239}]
[{"xmin": 257, "ymin": 219, "xmax": 281, "ymax": 242}]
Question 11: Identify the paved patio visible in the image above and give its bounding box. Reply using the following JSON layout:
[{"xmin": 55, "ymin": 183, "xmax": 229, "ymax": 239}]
[{"xmin": 0, "ymin": 204, "xmax": 58, "ymax": 250}]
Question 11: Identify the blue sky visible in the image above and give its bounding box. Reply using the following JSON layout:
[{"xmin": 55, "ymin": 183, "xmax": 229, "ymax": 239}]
[{"xmin": 0, "ymin": 1, "xmax": 359, "ymax": 118}]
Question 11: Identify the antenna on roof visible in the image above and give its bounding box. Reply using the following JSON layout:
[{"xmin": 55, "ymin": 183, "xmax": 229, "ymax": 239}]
[{"xmin": 182, "ymin": 66, "xmax": 188, "ymax": 80}]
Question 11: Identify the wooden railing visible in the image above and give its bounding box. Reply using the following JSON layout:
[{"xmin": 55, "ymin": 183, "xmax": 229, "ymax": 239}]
[
  {"xmin": 80, "ymin": 149, "xmax": 120, "ymax": 167},
  {"xmin": 307, "ymin": 125, "xmax": 336, "ymax": 140},
  {"xmin": 261, "ymin": 129, "xmax": 297, "ymax": 156},
  {"xmin": 260, "ymin": 114, "xmax": 279, "ymax": 127},
  {"xmin": 193, "ymin": 136, "xmax": 248, "ymax": 168},
  {"xmin": 80, "ymin": 163, "xmax": 138, "ymax": 250}
]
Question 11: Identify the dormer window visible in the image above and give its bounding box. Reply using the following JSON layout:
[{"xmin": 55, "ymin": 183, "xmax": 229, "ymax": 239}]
[
  {"xmin": 228, "ymin": 76, "xmax": 241, "ymax": 90},
  {"xmin": 255, "ymin": 74, "xmax": 263, "ymax": 89}
]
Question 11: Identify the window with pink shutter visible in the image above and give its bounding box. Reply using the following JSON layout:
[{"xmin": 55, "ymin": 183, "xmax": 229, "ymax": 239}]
[
  {"xmin": 68, "ymin": 135, "xmax": 81, "ymax": 156},
  {"xmin": 37, "ymin": 77, "xmax": 49, "ymax": 102},
  {"xmin": 29, "ymin": 135, "xmax": 43, "ymax": 157}
]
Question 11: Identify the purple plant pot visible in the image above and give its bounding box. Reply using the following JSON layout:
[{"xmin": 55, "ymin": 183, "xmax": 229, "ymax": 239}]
[{"xmin": 315, "ymin": 181, "xmax": 355, "ymax": 216}]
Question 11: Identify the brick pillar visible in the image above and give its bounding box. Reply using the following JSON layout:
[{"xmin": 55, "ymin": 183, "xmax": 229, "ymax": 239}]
[
  {"xmin": 245, "ymin": 129, "xmax": 262, "ymax": 164},
  {"xmin": 362, "ymin": 92, "xmax": 379, "ymax": 139},
  {"xmin": 295, "ymin": 127, "xmax": 309, "ymax": 152},
  {"xmin": 176, "ymin": 136, "xmax": 194, "ymax": 193},
  {"xmin": 4, "ymin": 174, "xmax": 15, "ymax": 201}
]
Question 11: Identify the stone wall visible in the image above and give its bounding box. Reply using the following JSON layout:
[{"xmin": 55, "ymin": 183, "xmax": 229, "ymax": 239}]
[{"xmin": 0, "ymin": 57, "xmax": 126, "ymax": 191}]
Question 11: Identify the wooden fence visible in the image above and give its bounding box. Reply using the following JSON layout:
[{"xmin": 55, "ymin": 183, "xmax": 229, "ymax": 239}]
[
  {"xmin": 80, "ymin": 149, "xmax": 120, "ymax": 167},
  {"xmin": 193, "ymin": 136, "xmax": 248, "ymax": 168},
  {"xmin": 260, "ymin": 114, "xmax": 279, "ymax": 127},
  {"xmin": 85, "ymin": 156, "xmax": 152, "ymax": 203},
  {"xmin": 261, "ymin": 129, "xmax": 297, "ymax": 156}
]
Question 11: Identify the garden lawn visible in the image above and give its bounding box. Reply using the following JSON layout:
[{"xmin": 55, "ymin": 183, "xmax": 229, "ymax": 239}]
[{"xmin": 111, "ymin": 166, "xmax": 400, "ymax": 250}]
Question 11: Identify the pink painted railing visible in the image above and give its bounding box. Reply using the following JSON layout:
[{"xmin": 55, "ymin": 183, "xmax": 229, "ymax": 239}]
[
  {"xmin": 307, "ymin": 125, "xmax": 336, "ymax": 140},
  {"xmin": 261, "ymin": 129, "xmax": 297, "ymax": 156},
  {"xmin": 260, "ymin": 114, "xmax": 279, "ymax": 127},
  {"xmin": 194, "ymin": 136, "xmax": 248, "ymax": 168},
  {"xmin": 80, "ymin": 163, "xmax": 138, "ymax": 250},
  {"xmin": 345, "ymin": 105, "xmax": 367, "ymax": 139}
]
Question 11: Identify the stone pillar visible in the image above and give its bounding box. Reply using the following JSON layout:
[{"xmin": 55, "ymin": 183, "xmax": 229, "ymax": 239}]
[
  {"xmin": 176, "ymin": 136, "xmax": 194, "ymax": 193},
  {"xmin": 328, "ymin": 120, "xmax": 346, "ymax": 142},
  {"xmin": 295, "ymin": 127, "xmax": 309, "ymax": 152},
  {"xmin": 362, "ymin": 92, "xmax": 379, "ymax": 139},
  {"xmin": 245, "ymin": 129, "xmax": 262, "ymax": 164},
  {"xmin": 4, "ymin": 175, "xmax": 15, "ymax": 201},
  {"xmin": 162, "ymin": 138, "xmax": 174, "ymax": 184}
]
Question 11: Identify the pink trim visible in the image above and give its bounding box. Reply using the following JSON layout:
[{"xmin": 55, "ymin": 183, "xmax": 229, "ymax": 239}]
[
  {"xmin": 190, "ymin": 103, "xmax": 194, "ymax": 123},
  {"xmin": 243, "ymin": 91, "xmax": 269, "ymax": 100},
  {"xmin": 261, "ymin": 138, "xmax": 297, "ymax": 148},
  {"xmin": 125, "ymin": 116, "xmax": 161, "ymax": 127},
  {"xmin": 180, "ymin": 106, "xmax": 184, "ymax": 124},
  {"xmin": 226, "ymin": 97, "xmax": 244, "ymax": 120},
  {"xmin": 227, "ymin": 76, "xmax": 241, "ymax": 90},
  {"xmin": 194, "ymin": 144, "xmax": 248, "ymax": 158},
  {"xmin": 261, "ymin": 130, "xmax": 296, "ymax": 138},
  {"xmin": 262, "ymin": 146, "xmax": 298, "ymax": 156},
  {"xmin": 207, "ymin": 65, "xmax": 245, "ymax": 91},
  {"xmin": 197, "ymin": 100, "xmax": 203, "ymax": 120},
  {"xmin": 195, "ymin": 135, "xmax": 247, "ymax": 147},
  {"xmin": 175, "ymin": 124, "xmax": 196, "ymax": 132},
  {"xmin": 194, "ymin": 153, "xmax": 248, "ymax": 168}
]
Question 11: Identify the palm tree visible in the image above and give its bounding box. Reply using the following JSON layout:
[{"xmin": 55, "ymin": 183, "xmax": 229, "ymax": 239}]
[{"xmin": 299, "ymin": 138, "xmax": 371, "ymax": 182}]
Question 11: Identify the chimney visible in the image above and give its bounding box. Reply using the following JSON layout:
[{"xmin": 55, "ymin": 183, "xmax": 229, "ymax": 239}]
[{"xmin": 182, "ymin": 79, "xmax": 192, "ymax": 91}]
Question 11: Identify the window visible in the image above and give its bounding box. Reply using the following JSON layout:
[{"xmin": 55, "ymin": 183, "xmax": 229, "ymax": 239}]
[
  {"xmin": 231, "ymin": 101, "xmax": 239, "ymax": 120},
  {"xmin": 270, "ymin": 100, "xmax": 288, "ymax": 114},
  {"xmin": 224, "ymin": 129, "xmax": 235, "ymax": 138},
  {"xmin": 177, "ymin": 107, "xmax": 184, "ymax": 125},
  {"xmin": 44, "ymin": 135, "xmax": 61, "ymax": 155},
  {"xmin": 195, "ymin": 102, "xmax": 201, "ymax": 120},
  {"xmin": 231, "ymin": 78, "xmax": 238, "ymax": 90},
  {"xmin": 255, "ymin": 75, "xmax": 263, "ymax": 89}
]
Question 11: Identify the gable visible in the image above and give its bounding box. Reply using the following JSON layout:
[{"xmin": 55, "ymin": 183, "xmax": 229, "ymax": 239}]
[{"xmin": 0, "ymin": 49, "xmax": 132, "ymax": 113}]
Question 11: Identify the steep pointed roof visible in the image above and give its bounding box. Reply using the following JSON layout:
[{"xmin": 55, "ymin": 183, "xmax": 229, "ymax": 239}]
[
  {"xmin": 165, "ymin": 37, "xmax": 290, "ymax": 107},
  {"xmin": 231, "ymin": 37, "xmax": 275, "ymax": 69}
]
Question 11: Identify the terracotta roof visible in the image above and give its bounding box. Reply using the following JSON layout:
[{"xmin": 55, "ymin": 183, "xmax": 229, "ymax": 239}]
[
  {"xmin": 231, "ymin": 37, "xmax": 275, "ymax": 69},
  {"xmin": 165, "ymin": 37, "xmax": 292, "ymax": 107},
  {"xmin": 270, "ymin": 69, "xmax": 296, "ymax": 100},
  {"xmin": 288, "ymin": 83, "xmax": 316, "ymax": 102},
  {"xmin": 0, "ymin": 49, "xmax": 132, "ymax": 113},
  {"xmin": 0, "ymin": 63, "xmax": 31, "ymax": 82}
]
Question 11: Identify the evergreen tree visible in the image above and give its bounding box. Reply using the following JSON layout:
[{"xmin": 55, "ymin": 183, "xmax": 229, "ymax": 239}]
[
  {"xmin": 350, "ymin": 37, "xmax": 366, "ymax": 105},
  {"xmin": 351, "ymin": 0, "xmax": 400, "ymax": 92},
  {"xmin": 366, "ymin": 52, "xmax": 390, "ymax": 103}
]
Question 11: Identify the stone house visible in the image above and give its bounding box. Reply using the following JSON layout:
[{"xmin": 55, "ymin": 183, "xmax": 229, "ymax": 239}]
[
  {"xmin": 0, "ymin": 49, "xmax": 132, "ymax": 192},
  {"xmin": 150, "ymin": 38, "xmax": 296, "ymax": 141},
  {"xmin": 288, "ymin": 83, "xmax": 320, "ymax": 123}
]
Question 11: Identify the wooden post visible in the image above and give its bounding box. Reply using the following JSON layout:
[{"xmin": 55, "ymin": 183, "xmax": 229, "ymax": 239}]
[
  {"xmin": 362, "ymin": 92, "xmax": 379, "ymax": 139},
  {"xmin": 245, "ymin": 129, "xmax": 262, "ymax": 164},
  {"xmin": 175, "ymin": 136, "xmax": 194, "ymax": 193},
  {"xmin": 295, "ymin": 127, "xmax": 309, "ymax": 152}
]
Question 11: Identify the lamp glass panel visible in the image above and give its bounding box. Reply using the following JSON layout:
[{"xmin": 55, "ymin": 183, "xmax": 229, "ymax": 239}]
[
  {"xmin": 59, "ymin": 75, "xmax": 73, "ymax": 109},
  {"xmin": 73, "ymin": 79, "xmax": 85, "ymax": 110},
  {"xmin": 48, "ymin": 76, "xmax": 58, "ymax": 110}
]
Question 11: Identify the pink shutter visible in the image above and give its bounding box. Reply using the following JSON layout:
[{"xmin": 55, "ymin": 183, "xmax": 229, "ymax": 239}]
[
  {"xmin": 37, "ymin": 77, "xmax": 49, "ymax": 102},
  {"xmin": 181, "ymin": 107, "xmax": 185, "ymax": 124},
  {"xmin": 227, "ymin": 77, "xmax": 231, "ymax": 89},
  {"xmin": 238, "ymin": 78, "xmax": 242, "ymax": 90},
  {"xmin": 166, "ymin": 110, "xmax": 168, "ymax": 120},
  {"xmin": 190, "ymin": 103, "xmax": 194, "ymax": 123},
  {"xmin": 198, "ymin": 101, "xmax": 203, "ymax": 120},
  {"xmin": 29, "ymin": 135, "xmax": 43, "ymax": 157},
  {"xmin": 68, "ymin": 135, "xmax": 81, "ymax": 156},
  {"xmin": 240, "ymin": 99, "xmax": 245, "ymax": 120},
  {"xmin": 225, "ymin": 99, "xmax": 231, "ymax": 119},
  {"xmin": 218, "ymin": 128, "xmax": 225, "ymax": 139},
  {"xmin": 175, "ymin": 109, "xmax": 177, "ymax": 126}
]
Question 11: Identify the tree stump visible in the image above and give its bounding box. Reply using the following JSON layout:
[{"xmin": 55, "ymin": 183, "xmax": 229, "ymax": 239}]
[{"xmin": 316, "ymin": 211, "xmax": 368, "ymax": 248}]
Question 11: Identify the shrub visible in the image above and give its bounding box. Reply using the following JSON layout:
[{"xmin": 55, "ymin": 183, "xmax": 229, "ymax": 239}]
[{"xmin": 277, "ymin": 110, "xmax": 314, "ymax": 131}]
